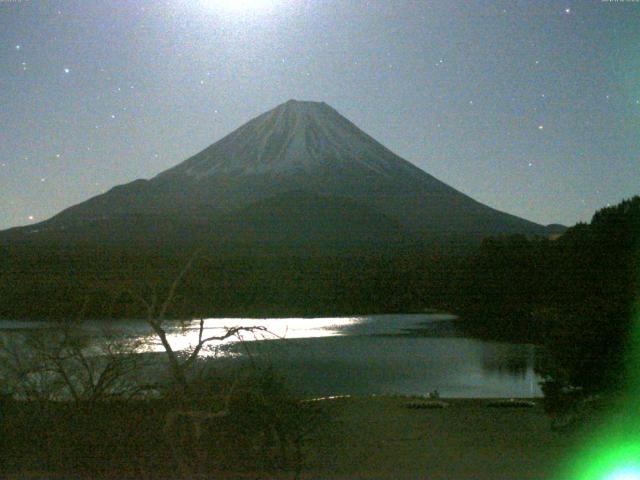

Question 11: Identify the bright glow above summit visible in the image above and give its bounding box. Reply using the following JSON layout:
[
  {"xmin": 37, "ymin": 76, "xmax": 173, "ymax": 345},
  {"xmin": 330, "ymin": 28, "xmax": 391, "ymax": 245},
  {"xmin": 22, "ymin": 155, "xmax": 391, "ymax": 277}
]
[{"xmin": 200, "ymin": 0, "xmax": 279, "ymax": 13}]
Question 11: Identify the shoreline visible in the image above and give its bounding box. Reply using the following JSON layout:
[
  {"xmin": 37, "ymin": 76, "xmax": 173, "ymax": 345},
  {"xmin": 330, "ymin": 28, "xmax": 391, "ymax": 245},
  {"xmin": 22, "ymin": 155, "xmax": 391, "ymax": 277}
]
[{"xmin": 379, "ymin": 317, "xmax": 545, "ymax": 345}]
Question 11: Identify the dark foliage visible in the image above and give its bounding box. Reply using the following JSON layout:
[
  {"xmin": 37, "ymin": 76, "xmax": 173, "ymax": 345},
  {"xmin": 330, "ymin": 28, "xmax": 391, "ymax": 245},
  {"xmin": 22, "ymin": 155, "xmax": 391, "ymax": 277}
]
[
  {"xmin": 451, "ymin": 197, "xmax": 639, "ymax": 405},
  {"xmin": 0, "ymin": 366, "xmax": 328, "ymax": 479},
  {"xmin": 0, "ymin": 242, "xmax": 460, "ymax": 320}
]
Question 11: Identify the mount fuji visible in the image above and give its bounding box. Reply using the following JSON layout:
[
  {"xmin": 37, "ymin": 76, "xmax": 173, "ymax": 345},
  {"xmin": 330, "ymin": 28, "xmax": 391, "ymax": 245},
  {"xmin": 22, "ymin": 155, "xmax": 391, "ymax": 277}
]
[{"xmin": 1, "ymin": 100, "xmax": 553, "ymax": 252}]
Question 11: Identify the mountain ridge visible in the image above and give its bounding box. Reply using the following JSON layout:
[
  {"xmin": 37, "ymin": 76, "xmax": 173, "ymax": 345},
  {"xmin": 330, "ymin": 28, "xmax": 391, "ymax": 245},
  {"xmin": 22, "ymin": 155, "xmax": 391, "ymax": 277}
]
[{"xmin": 0, "ymin": 100, "xmax": 557, "ymax": 251}]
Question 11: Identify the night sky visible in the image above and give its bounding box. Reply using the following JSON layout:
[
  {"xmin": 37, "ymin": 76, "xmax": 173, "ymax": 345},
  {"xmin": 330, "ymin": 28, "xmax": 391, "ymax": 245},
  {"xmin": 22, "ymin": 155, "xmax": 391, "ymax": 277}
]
[{"xmin": 1, "ymin": 0, "xmax": 638, "ymax": 230}]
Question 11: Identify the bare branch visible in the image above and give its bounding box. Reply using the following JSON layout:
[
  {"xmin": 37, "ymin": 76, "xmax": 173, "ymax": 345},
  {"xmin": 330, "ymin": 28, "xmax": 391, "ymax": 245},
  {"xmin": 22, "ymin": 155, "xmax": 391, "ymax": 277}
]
[
  {"xmin": 184, "ymin": 325, "xmax": 269, "ymax": 369},
  {"xmin": 158, "ymin": 252, "xmax": 200, "ymax": 320}
]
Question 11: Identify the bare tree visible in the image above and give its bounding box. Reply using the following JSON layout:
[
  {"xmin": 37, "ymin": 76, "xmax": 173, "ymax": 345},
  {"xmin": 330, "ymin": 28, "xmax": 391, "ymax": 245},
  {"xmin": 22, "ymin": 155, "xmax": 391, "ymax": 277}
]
[
  {"xmin": 0, "ymin": 321, "xmax": 149, "ymax": 404},
  {"xmin": 126, "ymin": 254, "xmax": 323, "ymax": 478},
  {"xmin": 132, "ymin": 254, "xmax": 267, "ymax": 395}
]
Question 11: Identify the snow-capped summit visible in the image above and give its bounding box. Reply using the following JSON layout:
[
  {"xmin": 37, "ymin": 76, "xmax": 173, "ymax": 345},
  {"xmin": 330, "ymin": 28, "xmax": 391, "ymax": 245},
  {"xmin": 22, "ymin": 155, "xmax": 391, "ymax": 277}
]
[{"xmin": 158, "ymin": 99, "xmax": 417, "ymax": 180}]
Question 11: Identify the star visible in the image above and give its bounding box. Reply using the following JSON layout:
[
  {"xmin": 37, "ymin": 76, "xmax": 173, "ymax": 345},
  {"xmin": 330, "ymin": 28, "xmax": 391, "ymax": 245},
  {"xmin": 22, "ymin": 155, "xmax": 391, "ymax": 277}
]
[
  {"xmin": 55, "ymin": 153, "xmax": 61, "ymax": 158},
  {"xmin": 63, "ymin": 67, "xmax": 70, "ymax": 74},
  {"xmin": 538, "ymin": 125, "xmax": 544, "ymax": 130},
  {"xmin": 564, "ymin": 8, "xmax": 571, "ymax": 14},
  {"xmin": 40, "ymin": 178, "xmax": 46, "ymax": 182},
  {"xmin": 15, "ymin": 44, "xmax": 21, "ymax": 50},
  {"xmin": 28, "ymin": 215, "xmax": 34, "ymax": 220}
]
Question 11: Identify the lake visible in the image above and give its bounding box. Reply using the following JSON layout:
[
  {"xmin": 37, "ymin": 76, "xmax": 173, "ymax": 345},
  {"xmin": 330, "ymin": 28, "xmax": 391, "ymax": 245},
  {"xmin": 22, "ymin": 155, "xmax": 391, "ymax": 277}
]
[{"xmin": 0, "ymin": 314, "xmax": 541, "ymax": 398}]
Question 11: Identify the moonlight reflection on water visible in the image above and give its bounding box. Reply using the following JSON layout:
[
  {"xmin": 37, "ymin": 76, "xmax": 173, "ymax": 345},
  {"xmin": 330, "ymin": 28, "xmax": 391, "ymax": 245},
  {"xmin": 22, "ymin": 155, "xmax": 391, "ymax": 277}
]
[
  {"xmin": 136, "ymin": 316, "xmax": 361, "ymax": 357},
  {"xmin": 0, "ymin": 314, "xmax": 541, "ymax": 398}
]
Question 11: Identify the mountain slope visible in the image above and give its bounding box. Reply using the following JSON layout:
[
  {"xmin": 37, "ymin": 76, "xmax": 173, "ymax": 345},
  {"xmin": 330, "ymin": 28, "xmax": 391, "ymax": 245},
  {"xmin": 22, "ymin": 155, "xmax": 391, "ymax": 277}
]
[{"xmin": 218, "ymin": 190, "xmax": 409, "ymax": 251}]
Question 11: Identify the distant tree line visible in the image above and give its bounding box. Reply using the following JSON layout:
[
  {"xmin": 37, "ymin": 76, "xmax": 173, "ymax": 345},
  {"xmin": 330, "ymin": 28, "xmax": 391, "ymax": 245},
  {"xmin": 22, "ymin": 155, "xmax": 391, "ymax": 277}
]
[{"xmin": 0, "ymin": 244, "xmax": 454, "ymax": 320}]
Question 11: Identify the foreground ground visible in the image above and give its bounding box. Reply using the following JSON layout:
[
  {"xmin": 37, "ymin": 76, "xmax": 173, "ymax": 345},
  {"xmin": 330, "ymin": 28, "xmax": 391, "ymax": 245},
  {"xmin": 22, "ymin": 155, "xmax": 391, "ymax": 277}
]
[
  {"xmin": 300, "ymin": 396, "xmax": 584, "ymax": 480},
  {"xmin": 2, "ymin": 395, "xmax": 590, "ymax": 480}
]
